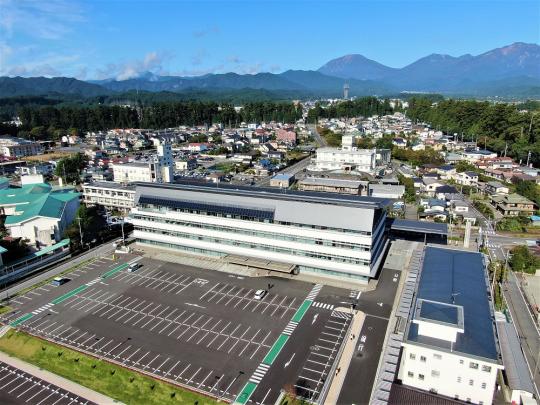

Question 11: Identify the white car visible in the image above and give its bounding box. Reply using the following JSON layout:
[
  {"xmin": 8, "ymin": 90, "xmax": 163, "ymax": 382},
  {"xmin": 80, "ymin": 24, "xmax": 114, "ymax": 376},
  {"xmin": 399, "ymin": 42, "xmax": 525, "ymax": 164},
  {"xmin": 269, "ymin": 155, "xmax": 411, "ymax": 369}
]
[
  {"xmin": 127, "ymin": 263, "xmax": 142, "ymax": 273},
  {"xmin": 254, "ymin": 289, "xmax": 267, "ymax": 300}
]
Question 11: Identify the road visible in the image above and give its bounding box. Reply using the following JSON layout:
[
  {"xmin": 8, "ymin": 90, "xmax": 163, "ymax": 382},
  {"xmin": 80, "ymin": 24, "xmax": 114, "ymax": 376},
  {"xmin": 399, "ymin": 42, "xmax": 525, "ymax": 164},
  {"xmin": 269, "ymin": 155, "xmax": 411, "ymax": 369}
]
[
  {"xmin": 0, "ymin": 242, "xmax": 116, "ymax": 300},
  {"xmin": 254, "ymin": 156, "xmax": 312, "ymax": 187},
  {"xmin": 308, "ymin": 124, "xmax": 327, "ymax": 147},
  {"xmin": 503, "ymin": 271, "xmax": 540, "ymax": 396}
]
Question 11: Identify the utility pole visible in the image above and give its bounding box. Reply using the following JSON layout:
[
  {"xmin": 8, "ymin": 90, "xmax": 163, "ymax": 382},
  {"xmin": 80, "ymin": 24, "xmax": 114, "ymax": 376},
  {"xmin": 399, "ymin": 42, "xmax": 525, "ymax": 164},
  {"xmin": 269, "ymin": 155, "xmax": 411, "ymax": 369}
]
[
  {"xmin": 526, "ymin": 151, "xmax": 531, "ymax": 167},
  {"xmin": 77, "ymin": 217, "xmax": 84, "ymax": 248}
]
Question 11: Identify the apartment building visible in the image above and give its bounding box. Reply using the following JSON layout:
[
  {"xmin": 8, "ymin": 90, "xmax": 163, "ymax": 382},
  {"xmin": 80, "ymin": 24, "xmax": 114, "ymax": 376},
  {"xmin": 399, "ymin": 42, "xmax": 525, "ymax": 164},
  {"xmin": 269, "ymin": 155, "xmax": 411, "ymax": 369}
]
[
  {"xmin": 82, "ymin": 181, "xmax": 136, "ymax": 212},
  {"xmin": 0, "ymin": 137, "xmax": 43, "ymax": 157},
  {"xmin": 311, "ymin": 147, "xmax": 377, "ymax": 173},
  {"xmin": 130, "ymin": 182, "xmax": 390, "ymax": 282},
  {"xmin": 398, "ymin": 247, "xmax": 503, "ymax": 405},
  {"xmin": 112, "ymin": 142, "xmax": 173, "ymax": 183}
]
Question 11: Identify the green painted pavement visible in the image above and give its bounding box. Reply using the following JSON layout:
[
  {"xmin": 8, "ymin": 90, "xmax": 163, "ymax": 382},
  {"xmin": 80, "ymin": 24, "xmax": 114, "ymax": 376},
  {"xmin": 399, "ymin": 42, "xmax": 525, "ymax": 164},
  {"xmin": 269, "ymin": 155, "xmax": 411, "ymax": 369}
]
[
  {"xmin": 235, "ymin": 381, "xmax": 258, "ymax": 405},
  {"xmin": 262, "ymin": 333, "xmax": 289, "ymax": 365},
  {"xmin": 101, "ymin": 263, "xmax": 129, "ymax": 279},
  {"xmin": 10, "ymin": 313, "xmax": 33, "ymax": 327},
  {"xmin": 51, "ymin": 284, "xmax": 89, "ymax": 305},
  {"xmin": 291, "ymin": 299, "xmax": 312, "ymax": 323}
]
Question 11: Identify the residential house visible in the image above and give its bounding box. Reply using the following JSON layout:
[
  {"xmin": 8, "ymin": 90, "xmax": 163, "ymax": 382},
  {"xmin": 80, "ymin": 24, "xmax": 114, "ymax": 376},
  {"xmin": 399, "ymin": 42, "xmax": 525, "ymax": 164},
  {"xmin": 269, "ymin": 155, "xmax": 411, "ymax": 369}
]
[
  {"xmin": 455, "ymin": 171, "xmax": 479, "ymax": 186},
  {"xmin": 422, "ymin": 178, "xmax": 445, "ymax": 197},
  {"xmin": 490, "ymin": 193, "xmax": 535, "ymax": 216},
  {"xmin": 485, "ymin": 181, "xmax": 509, "ymax": 195},
  {"xmin": 437, "ymin": 165, "xmax": 457, "ymax": 180}
]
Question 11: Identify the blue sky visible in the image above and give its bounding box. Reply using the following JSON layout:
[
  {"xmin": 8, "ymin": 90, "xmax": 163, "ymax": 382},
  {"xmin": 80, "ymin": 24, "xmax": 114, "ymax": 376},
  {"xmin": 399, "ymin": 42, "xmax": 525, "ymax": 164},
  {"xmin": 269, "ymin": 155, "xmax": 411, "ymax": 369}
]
[{"xmin": 1, "ymin": 0, "xmax": 539, "ymax": 79}]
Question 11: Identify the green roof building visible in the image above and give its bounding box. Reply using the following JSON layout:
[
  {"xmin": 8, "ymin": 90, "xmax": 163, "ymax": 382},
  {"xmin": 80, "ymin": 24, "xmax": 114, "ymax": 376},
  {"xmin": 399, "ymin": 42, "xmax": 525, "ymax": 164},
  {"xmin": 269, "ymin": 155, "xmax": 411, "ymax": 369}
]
[{"xmin": 0, "ymin": 183, "xmax": 80, "ymax": 247}]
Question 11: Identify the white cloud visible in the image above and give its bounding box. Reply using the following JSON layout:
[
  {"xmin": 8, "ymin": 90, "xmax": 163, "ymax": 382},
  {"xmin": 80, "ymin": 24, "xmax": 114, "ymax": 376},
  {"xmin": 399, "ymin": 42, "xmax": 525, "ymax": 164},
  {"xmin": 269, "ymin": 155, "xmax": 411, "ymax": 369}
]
[
  {"xmin": 1, "ymin": 52, "xmax": 79, "ymax": 77},
  {"xmin": 0, "ymin": 0, "xmax": 84, "ymax": 40},
  {"xmin": 95, "ymin": 51, "xmax": 173, "ymax": 80}
]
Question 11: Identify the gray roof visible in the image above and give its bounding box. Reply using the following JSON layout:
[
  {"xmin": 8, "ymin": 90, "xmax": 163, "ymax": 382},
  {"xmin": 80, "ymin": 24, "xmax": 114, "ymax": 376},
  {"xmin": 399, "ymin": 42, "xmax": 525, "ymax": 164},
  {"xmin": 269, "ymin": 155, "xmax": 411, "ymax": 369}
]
[
  {"xmin": 83, "ymin": 181, "xmax": 136, "ymax": 191},
  {"xmin": 390, "ymin": 219, "xmax": 448, "ymax": 236},
  {"xmin": 299, "ymin": 177, "xmax": 367, "ymax": 188},
  {"xmin": 405, "ymin": 246, "xmax": 500, "ymax": 363},
  {"xmin": 496, "ymin": 321, "xmax": 535, "ymax": 394},
  {"xmin": 134, "ymin": 181, "xmax": 389, "ymax": 232}
]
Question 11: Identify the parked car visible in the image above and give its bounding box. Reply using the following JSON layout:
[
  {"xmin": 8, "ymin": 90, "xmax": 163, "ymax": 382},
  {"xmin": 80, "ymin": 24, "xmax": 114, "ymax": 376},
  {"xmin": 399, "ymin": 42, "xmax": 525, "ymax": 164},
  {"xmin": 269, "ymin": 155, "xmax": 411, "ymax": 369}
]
[{"xmin": 254, "ymin": 289, "xmax": 267, "ymax": 300}]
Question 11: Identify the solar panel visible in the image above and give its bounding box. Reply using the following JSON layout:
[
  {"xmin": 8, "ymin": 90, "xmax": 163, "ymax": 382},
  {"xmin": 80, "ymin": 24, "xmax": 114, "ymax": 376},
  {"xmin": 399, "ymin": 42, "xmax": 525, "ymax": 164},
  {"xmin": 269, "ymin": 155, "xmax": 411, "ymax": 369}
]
[{"xmin": 138, "ymin": 195, "xmax": 275, "ymax": 220}]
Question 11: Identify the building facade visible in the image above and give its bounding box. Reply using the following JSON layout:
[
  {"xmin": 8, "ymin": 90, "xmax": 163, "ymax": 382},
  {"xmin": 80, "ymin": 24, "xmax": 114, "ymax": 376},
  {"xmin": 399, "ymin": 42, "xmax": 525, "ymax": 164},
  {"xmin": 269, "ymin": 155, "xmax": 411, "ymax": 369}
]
[
  {"xmin": 130, "ymin": 183, "xmax": 389, "ymax": 282},
  {"xmin": 398, "ymin": 247, "xmax": 503, "ymax": 405},
  {"xmin": 82, "ymin": 181, "xmax": 136, "ymax": 212},
  {"xmin": 311, "ymin": 147, "xmax": 376, "ymax": 173},
  {"xmin": 0, "ymin": 137, "xmax": 43, "ymax": 158},
  {"xmin": 112, "ymin": 142, "xmax": 173, "ymax": 183}
]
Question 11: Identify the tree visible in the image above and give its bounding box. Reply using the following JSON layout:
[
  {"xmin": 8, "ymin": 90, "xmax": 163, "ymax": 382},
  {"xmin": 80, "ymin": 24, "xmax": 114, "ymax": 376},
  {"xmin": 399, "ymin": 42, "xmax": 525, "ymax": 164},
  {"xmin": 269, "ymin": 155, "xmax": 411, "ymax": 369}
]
[
  {"xmin": 509, "ymin": 245, "xmax": 540, "ymax": 274},
  {"xmin": 515, "ymin": 180, "xmax": 540, "ymax": 206},
  {"xmin": 63, "ymin": 205, "xmax": 108, "ymax": 251},
  {"xmin": 55, "ymin": 153, "xmax": 88, "ymax": 184}
]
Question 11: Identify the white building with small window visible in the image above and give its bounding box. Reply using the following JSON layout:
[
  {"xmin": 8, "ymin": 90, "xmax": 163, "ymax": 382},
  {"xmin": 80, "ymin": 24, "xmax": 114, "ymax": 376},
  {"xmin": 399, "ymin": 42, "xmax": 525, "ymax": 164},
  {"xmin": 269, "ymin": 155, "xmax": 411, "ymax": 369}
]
[
  {"xmin": 130, "ymin": 182, "xmax": 390, "ymax": 283},
  {"xmin": 398, "ymin": 247, "xmax": 503, "ymax": 405},
  {"xmin": 310, "ymin": 147, "xmax": 376, "ymax": 173},
  {"xmin": 82, "ymin": 181, "xmax": 136, "ymax": 212}
]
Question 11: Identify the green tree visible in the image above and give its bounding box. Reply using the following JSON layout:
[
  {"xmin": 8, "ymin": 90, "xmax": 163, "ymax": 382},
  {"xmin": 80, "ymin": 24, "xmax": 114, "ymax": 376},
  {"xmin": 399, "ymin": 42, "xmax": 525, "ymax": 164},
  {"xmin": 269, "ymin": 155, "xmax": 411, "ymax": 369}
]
[
  {"xmin": 55, "ymin": 153, "xmax": 88, "ymax": 184},
  {"xmin": 509, "ymin": 245, "xmax": 540, "ymax": 274}
]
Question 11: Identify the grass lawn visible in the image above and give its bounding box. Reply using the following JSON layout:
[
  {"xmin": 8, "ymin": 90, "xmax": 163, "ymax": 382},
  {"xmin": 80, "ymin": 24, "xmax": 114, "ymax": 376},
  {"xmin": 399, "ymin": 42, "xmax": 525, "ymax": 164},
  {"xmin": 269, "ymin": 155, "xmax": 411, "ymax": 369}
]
[
  {"xmin": 0, "ymin": 305, "xmax": 12, "ymax": 315},
  {"xmin": 279, "ymin": 393, "xmax": 310, "ymax": 405},
  {"xmin": 0, "ymin": 330, "xmax": 217, "ymax": 405}
]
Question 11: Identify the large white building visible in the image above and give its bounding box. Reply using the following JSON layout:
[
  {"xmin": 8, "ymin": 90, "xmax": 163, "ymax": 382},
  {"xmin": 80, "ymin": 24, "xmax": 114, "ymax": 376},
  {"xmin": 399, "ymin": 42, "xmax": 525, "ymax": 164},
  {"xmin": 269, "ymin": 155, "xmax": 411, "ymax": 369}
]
[
  {"xmin": 398, "ymin": 247, "xmax": 503, "ymax": 405},
  {"xmin": 311, "ymin": 147, "xmax": 377, "ymax": 173},
  {"xmin": 113, "ymin": 142, "xmax": 173, "ymax": 183},
  {"xmin": 0, "ymin": 137, "xmax": 43, "ymax": 157},
  {"xmin": 130, "ymin": 182, "xmax": 390, "ymax": 282},
  {"xmin": 82, "ymin": 181, "xmax": 136, "ymax": 212}
]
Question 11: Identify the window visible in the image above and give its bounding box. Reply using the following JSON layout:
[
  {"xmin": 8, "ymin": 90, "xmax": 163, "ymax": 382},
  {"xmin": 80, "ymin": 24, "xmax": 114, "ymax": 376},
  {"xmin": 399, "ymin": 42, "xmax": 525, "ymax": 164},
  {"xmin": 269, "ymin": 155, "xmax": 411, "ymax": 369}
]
[
  {"xmin": 418, "ymin": 374, "xmax": 424, "ymax": 381},
  {"xmin": 407, "ymin": 371, "xmax": 414, "ymax": 378},
  {"xmin": 459, "ymin": 359, "xmax": 464, "ymax": 365},
  {"xmin": 469, "ymin": 362, "xmax": 479, "ymax": 369},
  {"xmin": 431, "ymin": 370, "xmax": 440, "ymax": 378},
  {"xmin": 409, "ymin": 353, "xmax": 416, "ymax": 360},
  {"xmin": 481, "ymin": 365, "xmax": 492, "ymax": 372},
  {"xmin": 457, "ymin": 377, "xmax": 462, "ymax": 383},
  {"xmin": 420, "ymin": 356, "xmax": 427, "ymax": 362},
  {"xmin": 454, "ymin": 395, "xmax": 460, "ymax": 400},
  {"xmin": 433, "ymin": 353, "xmax": 442, "ymax": 360},
  {"xmin": 469, "ymin": 379, "xmax": 474, "ymax": 386},
  {"xmin": 481, "ymin": 383, "xmax": 487, "ymax": 389}
]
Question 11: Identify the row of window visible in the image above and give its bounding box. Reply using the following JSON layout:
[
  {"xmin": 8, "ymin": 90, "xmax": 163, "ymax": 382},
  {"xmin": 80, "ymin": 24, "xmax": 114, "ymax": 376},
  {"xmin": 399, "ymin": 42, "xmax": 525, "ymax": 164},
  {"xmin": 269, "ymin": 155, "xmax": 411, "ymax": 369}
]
[
  {"xmin": 138, "ymin": 204, "xmax": 380, "ymax": 236},
  {"xmin": 409, "ymin": 353, "xmax": 492, "ymax": 372},
  {"xmin": 131, "ymin": 214, "xmax": 372, "ymax": 251},
  {"xmin": 407, "ymin": 371, "xmax": 488, "ymax": 390},
  {"xmin": 136, "ymin": 227, "xmax": 371, "ymax": 266}
]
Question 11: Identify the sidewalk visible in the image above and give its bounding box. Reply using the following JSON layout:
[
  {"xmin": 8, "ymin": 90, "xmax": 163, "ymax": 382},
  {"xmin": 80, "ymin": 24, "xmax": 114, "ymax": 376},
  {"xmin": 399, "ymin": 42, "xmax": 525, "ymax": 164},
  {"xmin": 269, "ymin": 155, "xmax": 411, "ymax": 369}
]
[
  {"xmin": 0, "ymin": 348, "xmax": 121, "ymax": 404},
  {"xmin": 323, "ymin": 309, "xmax": 366, "ymax": 405}
]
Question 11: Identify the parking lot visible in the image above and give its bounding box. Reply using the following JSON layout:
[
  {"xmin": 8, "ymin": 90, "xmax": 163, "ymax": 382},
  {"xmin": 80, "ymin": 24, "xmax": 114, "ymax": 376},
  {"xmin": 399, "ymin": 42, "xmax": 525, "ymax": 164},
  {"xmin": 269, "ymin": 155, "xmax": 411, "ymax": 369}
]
[
  {"xmin": 0, "ymin": 362, "xmax": 94, "ymax": 405},
  {"xmin": 1, "ymin": 255, "xmax": 356, "ymax": 404}
]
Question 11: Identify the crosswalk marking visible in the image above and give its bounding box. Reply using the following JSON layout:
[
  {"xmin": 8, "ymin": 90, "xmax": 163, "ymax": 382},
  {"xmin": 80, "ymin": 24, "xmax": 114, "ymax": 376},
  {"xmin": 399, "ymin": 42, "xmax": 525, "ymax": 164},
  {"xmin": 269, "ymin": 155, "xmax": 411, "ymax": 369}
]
[
  {"xmin": 306, "ymin": 284, "xmax": 323, "ymax": 301},
  {"xmin": 283, "ymin": 320, "xmax": 298, "ymax": 336},
  {"xmin": 311, "ymin": 301, "xmax": 334, "ymax": 310},
  {"xmin": 249, "ymin": 363, "xmax": 270, "ymax": 383}
]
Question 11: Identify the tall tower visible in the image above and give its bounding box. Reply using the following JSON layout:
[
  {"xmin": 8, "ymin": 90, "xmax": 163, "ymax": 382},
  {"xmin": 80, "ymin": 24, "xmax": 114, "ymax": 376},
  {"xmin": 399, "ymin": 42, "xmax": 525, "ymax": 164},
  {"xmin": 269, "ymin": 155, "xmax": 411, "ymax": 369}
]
[{"xmin": 343, "ymin": 83, "xmax": 349, "ymax": 100}]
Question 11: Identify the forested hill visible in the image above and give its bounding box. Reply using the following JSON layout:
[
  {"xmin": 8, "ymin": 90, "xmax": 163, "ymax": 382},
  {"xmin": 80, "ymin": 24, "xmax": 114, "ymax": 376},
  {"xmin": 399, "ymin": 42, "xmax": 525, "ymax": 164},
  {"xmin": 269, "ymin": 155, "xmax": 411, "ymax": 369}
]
[{"xmin": 406, "ymin": 98, "xmax": 540, "ymax": 166}]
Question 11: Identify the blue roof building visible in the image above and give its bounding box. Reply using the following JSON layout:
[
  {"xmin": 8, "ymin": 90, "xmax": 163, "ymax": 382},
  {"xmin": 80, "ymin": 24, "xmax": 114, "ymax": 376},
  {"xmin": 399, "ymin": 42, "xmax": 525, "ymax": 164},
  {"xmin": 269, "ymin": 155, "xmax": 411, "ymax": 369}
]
[{"xmin": 398, "ymin": 247, "xmax": 503, "ymax": 404}]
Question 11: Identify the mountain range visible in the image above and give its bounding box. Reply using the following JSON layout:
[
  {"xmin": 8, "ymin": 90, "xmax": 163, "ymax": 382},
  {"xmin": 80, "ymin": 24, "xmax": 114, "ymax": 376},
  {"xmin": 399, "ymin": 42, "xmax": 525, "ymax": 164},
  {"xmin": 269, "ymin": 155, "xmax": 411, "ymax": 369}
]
[{"xmin": 1, "ymin": 42, "xmax": 539, "ymax": 99}]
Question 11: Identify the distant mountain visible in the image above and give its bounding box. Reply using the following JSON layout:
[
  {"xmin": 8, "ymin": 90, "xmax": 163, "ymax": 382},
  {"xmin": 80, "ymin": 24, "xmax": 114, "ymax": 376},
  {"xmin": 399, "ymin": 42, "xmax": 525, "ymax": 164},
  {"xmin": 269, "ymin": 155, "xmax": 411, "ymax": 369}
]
[
  {"xmin": 318, "ymin": 42, "xmax": 540, "ymax": 93},
  {"xmin": 91, "ymin": 70, "xmax": 394, "ymax": 96},
  {"xmin": 318, "ymin": 54, "xmax": 396, "ymax": 80},
  {"xmin": 0, "ymin": 76, "xmax": 109, "ymax": 97},
  {"xmin": 1, "ymin": 43, "xmax": 539, "ymax": 99}
]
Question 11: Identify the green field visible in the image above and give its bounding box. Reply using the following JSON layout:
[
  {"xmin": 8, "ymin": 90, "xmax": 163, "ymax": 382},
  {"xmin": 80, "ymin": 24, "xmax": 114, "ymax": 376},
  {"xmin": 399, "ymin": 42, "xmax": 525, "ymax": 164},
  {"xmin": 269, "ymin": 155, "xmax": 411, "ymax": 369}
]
[{"xmin": 0, "ymin": 330, "xmax": 217, "ymax": 405}]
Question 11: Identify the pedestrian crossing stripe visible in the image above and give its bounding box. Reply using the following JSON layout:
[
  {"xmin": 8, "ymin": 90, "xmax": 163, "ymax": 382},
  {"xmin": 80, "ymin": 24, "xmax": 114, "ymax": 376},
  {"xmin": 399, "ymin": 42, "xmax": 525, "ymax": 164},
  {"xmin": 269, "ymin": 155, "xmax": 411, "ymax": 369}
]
[
  {"xmin": 312, "ymin": 301, "xmax": 334, "ymax": 310},
  {"xmin": 249, "ymin": 363, "xmax": 270, "ymax": 383},
  {"xmin": 306, "ymin": 284, "xmax": 323, "ymax": 300},
  {"xmin": 283, "ymin": 320, "xmax": 298, "ymax": 336},
  {"xmin": 331, "ymin": 310, "xmax": 352, "ymax": 320}
]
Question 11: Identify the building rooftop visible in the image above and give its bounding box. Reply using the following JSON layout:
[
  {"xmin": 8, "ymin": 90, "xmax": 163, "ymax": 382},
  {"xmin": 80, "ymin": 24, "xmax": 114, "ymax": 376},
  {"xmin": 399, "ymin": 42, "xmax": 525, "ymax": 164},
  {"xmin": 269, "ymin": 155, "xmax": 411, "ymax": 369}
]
[
  {"xmin": 135, "ymin": 181, "xmax": 389, "ymax": 232},
  {"xmin": 0, "ymin": 183, "xmax": 79, "ymax": 225},
  {"xmin": 390, "ymin": 219, "xmax": 448, "ymax": 236},
  {"xmin": 405, "ymin": 246, "xmax": 500, "ymax": 363},
  {"xmin": 82, "ymin": 181, "xmax": 136, "ymax": 191},
  {"xmin": 299, "ymin": 177, "xmax": 366, "ymax": 188}
]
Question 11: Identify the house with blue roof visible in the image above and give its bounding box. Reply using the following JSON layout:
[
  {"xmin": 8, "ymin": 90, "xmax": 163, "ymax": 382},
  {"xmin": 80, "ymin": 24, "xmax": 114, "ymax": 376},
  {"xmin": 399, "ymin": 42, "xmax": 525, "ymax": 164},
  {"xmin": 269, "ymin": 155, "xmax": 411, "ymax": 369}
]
[
  {"xmin": 0, "ymin": 183, "xmax": 79, "ymax": 247},
  {"xmin": 398, "ymin": 247, "xmax": 503, "ymax": 404}
]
